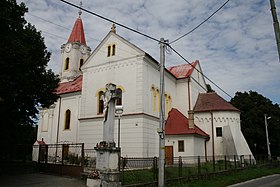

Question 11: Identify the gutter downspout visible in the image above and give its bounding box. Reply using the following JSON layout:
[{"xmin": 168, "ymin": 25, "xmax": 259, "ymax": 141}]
[
  {"xmin": 211, "ymin": 111, "xmax": 215, "ymax": 171},
  {"xmin": 187, "ymin": 78, "xmax": 191, "ymax": 111},
  {"xmin": 55, "ymin": 96, "xmax": 62, "ymax": 160},
  {"xmin": 205, "ymin": 136, "xmax": 210, "ymax": 161}
]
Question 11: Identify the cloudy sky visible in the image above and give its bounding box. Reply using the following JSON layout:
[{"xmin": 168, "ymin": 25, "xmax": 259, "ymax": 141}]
[{"xmin": 20, "ymin": 0, "xmax": 280, "ymax": 104}]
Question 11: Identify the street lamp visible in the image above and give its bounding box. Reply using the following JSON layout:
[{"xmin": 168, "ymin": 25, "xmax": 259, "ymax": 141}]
[
  {"xmin": 115, "ymin": 105, "xmax": 123, "ymax": 148},
  {"xmin": 264, "ymin": 114, "xmax": 271, "ymax": 160}
]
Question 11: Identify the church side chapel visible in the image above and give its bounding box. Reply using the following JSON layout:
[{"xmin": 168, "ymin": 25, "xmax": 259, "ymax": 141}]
[{"xmin": 33, "ymin": 11, "xmax": 253, "ymax": 162}]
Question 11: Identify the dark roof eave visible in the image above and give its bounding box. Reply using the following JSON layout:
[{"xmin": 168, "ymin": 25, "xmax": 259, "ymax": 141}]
[
  {"xmin": 57, "ymin": 90, "xmax": 81, "ymax": 95},
  {"xmin": 166, "ymin": 133, "xmax": 209, "ymax": 138},
  {"xmin": 194, "ymin": 109, "xmax": 240, "ymax": 113}
]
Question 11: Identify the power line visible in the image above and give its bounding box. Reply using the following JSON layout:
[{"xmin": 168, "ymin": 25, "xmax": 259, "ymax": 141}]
[
  {"xmin": 170, "ymin": 0, "xmax": 231, "ymax": 44},
  {"xmin": 60, "ymin": 0, "xmax": 161, "ymax": 43},
  {"xmin": 28, "ymin": 13, "xmax": 70, "ymax": 31},
  {"xmin": 167, "ymin": 44, "xmax": 232, "ymax": 99},
  {"xmin": 30, "ymin": 1, "xmax": 232, "ymax": 99},
  {"xmin": 27, "ymin": 12, "xmax": 101, "ymax": 43},
  {"xmin": 59, "ymin": 0, "xmax": 231, "ymax": 99}
]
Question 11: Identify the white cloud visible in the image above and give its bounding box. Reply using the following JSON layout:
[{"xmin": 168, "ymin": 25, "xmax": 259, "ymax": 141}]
[{"xmin": 20, "ymin": 0, "xmax": 280, "ymax": 104}]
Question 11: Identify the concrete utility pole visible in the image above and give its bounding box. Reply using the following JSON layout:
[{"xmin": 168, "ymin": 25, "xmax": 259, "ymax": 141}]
[
  {"xmin": 264, "ymin": 114, "xmax": 271, "ymax": 160},
  {"xmin": 269, "ymin": 0, "xmax": 280, "ymax": 62},
  {"xmin": 158, "ymin": 38, "xmax": 167, "ymax": 187}
]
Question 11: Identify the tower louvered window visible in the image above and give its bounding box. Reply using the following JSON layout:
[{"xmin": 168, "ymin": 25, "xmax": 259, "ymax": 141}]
[{"xmin": 65, "ymin": 58, "xmax": 70, "ymax": 70}]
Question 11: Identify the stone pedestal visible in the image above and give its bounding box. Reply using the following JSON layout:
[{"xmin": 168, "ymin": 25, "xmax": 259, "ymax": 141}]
[
  {"xmin": 86, "ymin": 178, "xmax": 101, "ymax": 187},
  {"xmin": 101, "ymin": 171, "xmax": 121, "ymax": 187},
  {"xmin": 95, "ymin": 146, "xmax": 121, "ymax": 187}
]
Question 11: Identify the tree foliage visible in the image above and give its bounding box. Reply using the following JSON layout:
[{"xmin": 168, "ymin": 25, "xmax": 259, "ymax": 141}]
[
  {"xmin": 0, "ymin": 0, "xmax": 59, "ymax": 152},
  {"xmin": 230, "ymin": 91, "xmax": 280, "ymax": 157}
]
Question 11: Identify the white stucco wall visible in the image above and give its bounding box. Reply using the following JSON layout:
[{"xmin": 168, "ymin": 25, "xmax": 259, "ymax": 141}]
[
  {"xmin": 37, "ymin": 92, "xmax": 81, "ymax": 145},
  {"xmin": 165, "ymin": 135, "xmax": 205, "ymax": 157},
  {"xmin": 79, "ymin": 114, "xmax": 159, "ymax": 157},
  {"xmin": 194, "ymin": 111, "xmax": 253, "ymax": 157},
  {"xmin": 174, "ymin": 80, "xmax": 189, "ymax": 115}
]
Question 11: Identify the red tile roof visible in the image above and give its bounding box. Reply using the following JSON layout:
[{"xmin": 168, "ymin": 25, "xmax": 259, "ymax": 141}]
[
  {"xmin": 194, "ymin": 92, "xmax": 239, "ymax": 112},
  {"xmin": 165, "ymin": 108, "xmax": 209, "ymax": 137},
  {"xmin": 68, "ymin": 16, "xmax": 86, "ymax": 45},
  {"xmin": 56, "ymin": 75, "xmax": 83, "ymax": 95},
  {"xmin": 167, "ymin": 60, "xmax": 198, "ymax": 79}
]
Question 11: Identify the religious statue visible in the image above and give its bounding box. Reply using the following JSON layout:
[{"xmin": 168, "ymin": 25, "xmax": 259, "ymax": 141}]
[{"xmin": 100, "ymin": 83, "xmax": 122, "ymax": 146}]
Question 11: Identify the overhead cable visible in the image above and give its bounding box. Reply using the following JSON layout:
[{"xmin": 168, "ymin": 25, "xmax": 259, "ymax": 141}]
[
  {"xmin": 168, "ymin": 44, "xmax": 232, "ymax": 99},
  {"xmin": 60, "ymin": 0, "xmax": 161, "ymax": 43},
  {"xmin": 170, "ymin": 0, "xmax": 230, "ymax": 44},
  {"xmin": 60, "ymin": 0, "xmax": 231, "ymax": 99}
]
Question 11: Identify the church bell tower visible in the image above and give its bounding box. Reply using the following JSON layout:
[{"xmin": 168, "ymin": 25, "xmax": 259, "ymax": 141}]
[{"xmin": 60, "ymin": 10, "xmax": 91, "ymax": 83}]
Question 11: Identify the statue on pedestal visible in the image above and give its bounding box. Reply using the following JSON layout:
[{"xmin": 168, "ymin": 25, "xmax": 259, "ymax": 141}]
[{"xmin": 95, "ymin": 83, "xmax": 122, "ymax": 187}]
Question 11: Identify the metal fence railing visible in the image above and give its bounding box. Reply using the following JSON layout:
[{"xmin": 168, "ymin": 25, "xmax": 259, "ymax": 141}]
[
  {"xmin": 119, "ymin": 154, "xmax": 270, "ymax": 186},
  {"xmin": 30, "ymin": 143, "xmax": 278, "ymax": 186},
  {"xmin": 84, "ymin": 149, "xmax": 97, "ymax": 171},
  {"xmin": 32, "ymin": 143, "xmax": 84, "ymax": 166}
]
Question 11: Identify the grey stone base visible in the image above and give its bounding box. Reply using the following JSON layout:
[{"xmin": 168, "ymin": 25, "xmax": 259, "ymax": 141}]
[
  {"xmin": 101, "ymin": 171, "xmax": 121, "ymax": 187},
  {"xmin": 95, "ymin": 145, "xmax": 122, "ymax": 186},
  {"xmin": 101, "ymin": 171, "xmax": 120, "ymax": 182},
  {"xmin": 101, "ymin": 181, "xmax": 121, "ymax": 187},
  {"xmin": 95, "ymin": 146, "xmax": 120, "ymax": 172}
]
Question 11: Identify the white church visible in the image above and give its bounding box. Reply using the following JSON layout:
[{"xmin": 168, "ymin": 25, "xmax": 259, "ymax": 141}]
[{"xmin": 35, "ymin": 13, "xmax": 253, "ymax": 160}]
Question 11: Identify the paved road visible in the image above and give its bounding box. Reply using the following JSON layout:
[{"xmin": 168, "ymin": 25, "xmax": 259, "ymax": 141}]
[
  {"xmin": 0, "ymin": 173, "xmax": 86, "ymax": 187},
  {"xmin": 228, "ymin": 174, "xmax": 280, "ymax": 187},
  {"xmin": 1, "ymin": 172, "xmax": 280, "ymax": 187}
]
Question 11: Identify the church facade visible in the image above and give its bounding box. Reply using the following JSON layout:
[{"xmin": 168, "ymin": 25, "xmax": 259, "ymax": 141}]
[{"xmin": 35, "ymin": 14, "xmax": 253, "ymax": 159}]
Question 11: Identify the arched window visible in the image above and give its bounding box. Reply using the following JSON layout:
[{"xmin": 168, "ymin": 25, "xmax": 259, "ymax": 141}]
[
  {"xmin": 107, "ymin": 46, "xmax": 111, "ymax": 57},
  {"xmin": 42, "ymin": 112, "xmax": 49, "ymax": 132},
  {"xmin": 116, "ymin": 88, "xmax": 122, "ymax": 105},
  {"xmin": 64, "ymin": 57, "xmax": 70, "ymax": 70},
  {"xmin": 64, "ymin": 109, "xmax": 71, "ymax": 130},
  {"xmin": 165, "ymin": 94, "xmax": 169, "ymax": 115},
  {"xmin": 98, "ymin": 91, "xmax": 104, "ymax": 114},
  {"xmin": 79, "ymin": 59, "xmax": 84, "ymax": 69},
  {"xmin": 168, "ymin": 96, "xmax": 172, "ymax": 112},
  {"xmin": 151, "ymin": 86, "xmax": 157, "ymax": 112},
  {"xmin": 112, "ymin": 44, "xmax": 116, "ymax": 56},
  {"xmin": 156, "ymin": 89, "xmax": 160, "ymax": 111}
]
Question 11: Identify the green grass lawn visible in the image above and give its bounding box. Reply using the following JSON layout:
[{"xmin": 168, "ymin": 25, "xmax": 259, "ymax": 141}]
[{"xmin": 166, "ymin": 166, "xmax": 280, "ymax": 187}]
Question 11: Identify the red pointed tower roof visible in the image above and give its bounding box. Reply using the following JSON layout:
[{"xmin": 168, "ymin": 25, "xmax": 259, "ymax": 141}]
[{"xmin": 68, "ymin": 16, "xmax": 86, "ymax": 45}]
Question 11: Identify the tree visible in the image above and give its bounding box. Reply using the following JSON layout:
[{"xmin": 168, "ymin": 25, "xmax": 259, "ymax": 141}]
[
  {"xmin": 230, "ymin": 91, "xmax": 280, "ymax": 157},
  {"xmin": 0, "ymin": 0, "xmax": 59, "ymax": 159}
]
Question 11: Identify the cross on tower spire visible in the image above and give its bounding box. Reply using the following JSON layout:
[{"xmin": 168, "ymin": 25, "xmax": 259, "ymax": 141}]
[{"xmin": 78, "ymin": 1, "xmax": 82, "ymax": 16}]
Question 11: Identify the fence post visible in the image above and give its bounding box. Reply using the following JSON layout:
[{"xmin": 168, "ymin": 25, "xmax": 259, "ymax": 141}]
[
  {"xmin": 153, "ymin": 156, "xmax": 158, "ymax": 181},
  {"xmin": 61, "ymin": 144, "xmax": 64, "ymax": 165},
  {"xmin": 38, "ymin": 145, "xmax": 41, "ymax": 164},
  {"xmin": 81, "ymin": 143, "xmax": 84, "ymax": 172},
  {"xmin": 224, "ymin": 155, "xmax": 227, "ymax": 170},
  {"xmin": 234, "ymin": 155, "xmax": 237, "ymax": 169},
  {"xmin": 249, "ymin": 155, "xmax": 251, "ymax": 166},
  {"xmin": 179, "ymin": 156, "xmax": 182, "ymax": 177},
  {"xmin": 45, "ymin": 145, "xmax": 48, "ymax": 164},
  {"xmin": 120, "ymin": 157, "xmax": 124, "ymax": 183},
  {"xmin": 213, "ymin": 155, "xmax": 216, "ymax": 172},
  {"xmin": 197, "ymin": 156, "xmax": 201, "ymax": 175}
]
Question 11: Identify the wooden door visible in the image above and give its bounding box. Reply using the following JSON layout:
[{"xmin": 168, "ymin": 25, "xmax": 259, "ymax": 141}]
[{"xmin": 165, "ymin": 146, "xmax": 173, "ymax": 165}]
